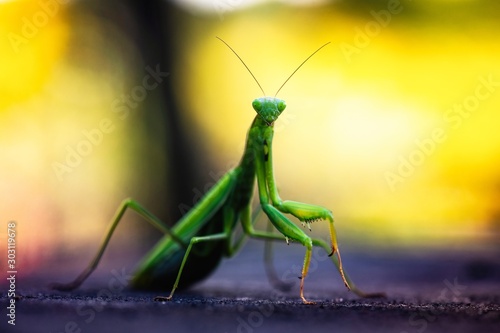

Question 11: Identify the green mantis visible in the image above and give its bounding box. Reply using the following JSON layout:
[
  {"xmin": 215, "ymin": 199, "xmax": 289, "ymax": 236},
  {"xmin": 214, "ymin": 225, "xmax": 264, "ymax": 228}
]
[{"xmin": 51, "ymin": 38, "xmax": 384, "ymax": 304}]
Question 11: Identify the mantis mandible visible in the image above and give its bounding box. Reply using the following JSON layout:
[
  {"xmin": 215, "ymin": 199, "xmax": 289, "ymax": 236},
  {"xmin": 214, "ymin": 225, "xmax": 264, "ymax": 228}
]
[{"xmin": 51, "ymin": 37, "xmax": 384, "ymax": 304}]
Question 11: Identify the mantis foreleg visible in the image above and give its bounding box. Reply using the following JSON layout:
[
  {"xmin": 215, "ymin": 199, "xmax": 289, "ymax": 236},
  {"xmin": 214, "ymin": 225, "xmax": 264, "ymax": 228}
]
[
  {"xmin": 264, "ymin": 220, "xmax": 294, "ymax": 292},
  {"xmin": 241, "ymin": 203, "xmax": 384, "ymax": 301},
  {"xmin": 251, "ymin": 123, "xmax": 351, "ymax": 303}
]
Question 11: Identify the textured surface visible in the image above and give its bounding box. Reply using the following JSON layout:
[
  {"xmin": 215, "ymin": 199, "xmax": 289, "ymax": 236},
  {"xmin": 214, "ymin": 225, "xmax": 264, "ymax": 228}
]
[{"xmin": 2, "ymin": 241, "xmax": 499, "ymax": 333}]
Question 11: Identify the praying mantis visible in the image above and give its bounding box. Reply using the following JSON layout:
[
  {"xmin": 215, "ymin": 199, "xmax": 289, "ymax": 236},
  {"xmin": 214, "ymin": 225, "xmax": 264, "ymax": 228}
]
[{"xmin": 51, "ymin": 38, "xmax": 384, "ymax": 304}]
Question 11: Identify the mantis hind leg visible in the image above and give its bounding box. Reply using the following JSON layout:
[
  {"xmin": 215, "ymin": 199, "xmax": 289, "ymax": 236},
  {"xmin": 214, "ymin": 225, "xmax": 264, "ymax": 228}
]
[
  {"xmin": 51, "ymin": 169, "xmax": 239, "ymax": 292},
  {"xmin": 49, "ymin": 198, "xmax": 189, "ymax": 291},
  {"xmin": 240, "ymin": 203, "xmax": 316, "ymax": 303}
]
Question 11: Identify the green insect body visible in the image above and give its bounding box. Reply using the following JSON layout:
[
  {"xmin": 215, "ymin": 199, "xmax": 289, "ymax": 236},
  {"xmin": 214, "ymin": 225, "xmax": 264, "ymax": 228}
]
[{"xmin": 51, "ymin": 38, "xmax": 384, "ymax": 304}]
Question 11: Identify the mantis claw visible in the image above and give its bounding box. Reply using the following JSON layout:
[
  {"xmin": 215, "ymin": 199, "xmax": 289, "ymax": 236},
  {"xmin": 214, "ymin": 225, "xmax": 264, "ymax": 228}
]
[
  {"xmin": 154, "ymin": 295, "xmax": 173, "ymax": 302},
  {"xmin": 300, "ymin": 221, "xmax": 312, "ymax": 231}
]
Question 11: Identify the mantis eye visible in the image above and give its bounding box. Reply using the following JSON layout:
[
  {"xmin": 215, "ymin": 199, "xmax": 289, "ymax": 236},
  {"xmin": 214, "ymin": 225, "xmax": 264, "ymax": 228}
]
[
  {"xmin": 252, "ymin": 100, "xmax": 262, "ymax": 112},
  {"xmin": 277, "ymin": 100, "xmax": 286, "ymax": 112}
]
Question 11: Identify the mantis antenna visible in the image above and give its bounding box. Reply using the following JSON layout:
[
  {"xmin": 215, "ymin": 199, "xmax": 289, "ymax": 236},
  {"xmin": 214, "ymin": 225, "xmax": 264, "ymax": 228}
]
[
  {"xmin": 216, "ymin": 37, "xmax": 331, "ymax": 97},
  {"xmin": 216, "ymin": 36, "xmax": 266, "ymax": 96},
  {"xmin": 217, "ymin": 37, "xmax": 330, "ymax": 98},
  {"xmin": 274, "ymin": 41, "xmax": 331, "ymax": 97}
]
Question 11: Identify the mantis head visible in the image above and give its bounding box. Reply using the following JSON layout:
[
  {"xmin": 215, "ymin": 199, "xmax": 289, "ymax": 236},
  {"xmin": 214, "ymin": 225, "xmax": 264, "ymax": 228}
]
[{"xmin": 252, "ymin": 97, "xmax": 286, "ymax": 125}]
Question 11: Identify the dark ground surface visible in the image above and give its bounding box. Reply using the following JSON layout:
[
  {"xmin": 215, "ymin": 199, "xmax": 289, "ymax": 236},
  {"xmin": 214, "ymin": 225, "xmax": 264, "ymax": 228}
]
[{"xmin": 1, "ymin": 241, "xmax": 499, "ymax": 333}]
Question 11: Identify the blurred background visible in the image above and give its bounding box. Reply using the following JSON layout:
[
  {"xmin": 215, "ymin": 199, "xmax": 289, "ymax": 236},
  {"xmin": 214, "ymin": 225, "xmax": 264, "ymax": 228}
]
[{"xmin": 0, "ymin": 0, "xmax": 499, "ymax": 287}]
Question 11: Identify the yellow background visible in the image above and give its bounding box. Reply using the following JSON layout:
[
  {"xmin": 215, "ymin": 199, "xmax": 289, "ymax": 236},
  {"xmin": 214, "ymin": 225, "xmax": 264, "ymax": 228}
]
[{"xmin": 1, "ymin": 0, "xmax": 499, "ymax": 278}]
